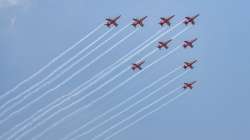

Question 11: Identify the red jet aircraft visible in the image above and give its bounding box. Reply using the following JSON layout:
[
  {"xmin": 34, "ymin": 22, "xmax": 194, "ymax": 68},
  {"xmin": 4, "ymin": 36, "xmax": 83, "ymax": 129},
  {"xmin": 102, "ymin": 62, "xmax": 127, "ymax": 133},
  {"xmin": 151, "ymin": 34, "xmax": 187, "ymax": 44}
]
[
  {"xmin": 183, "ymin": 38, "xmax": 198, "ymax": 48},
  {"xmin": 183, "ymin": 81, "xmax": 197, "ymax": 89},
  {"xmin": 105, "ymin": 16, "xmax": 121, "ymax": 28},
  {"xmin": 184, "ymin": 14, "xmax": 199, "ymax": 25},
  {"xmin": 157, "ymin": 39, "xmax": 172, "ymax": 49},
  {"xmin": 183, "ymin": 60, "xmax": 197, "ymax": 69},
  {"xmin": 159, "ymin": 15, "xmax": 175, "ymax": 26},
  {"xmin": 132, "ymin": 16, "xmax": 147, "ymax": 27},
  {"xmin": 131, "ymin": 61, "xmax": 145, "ymax": 71}
]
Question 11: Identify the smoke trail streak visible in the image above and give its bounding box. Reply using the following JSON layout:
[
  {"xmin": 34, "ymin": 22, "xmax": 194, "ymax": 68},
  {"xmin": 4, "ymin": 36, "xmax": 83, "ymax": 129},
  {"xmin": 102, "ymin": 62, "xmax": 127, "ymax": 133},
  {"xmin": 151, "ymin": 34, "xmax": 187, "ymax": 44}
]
[
  {"xmin": 0, "ymin": 27, "xmax": 133, "ymax": 126},
  {"xmin": 13, "ymin": 29, "xmax": 139, "ymax": 140},
  {"xmin": 4, "ymin": 21, "xmax": 185, "ymax": 140},
  {"xmin": 2, "ymin": 25, "xmax": 127, "ymax": 122},
  {"xmin": 103, "ymin": 91, "xmax": 187, "ymax": 140},
  {"xmin": 1, "ymin": 70, "xmax": 102, "ymax": 140},
  {"xmin": 38, "ymin": 26, "xmax": 188, "ymax": 131},
  {"xmin": 31, "ymin": 43, "xmax": 182, "ymax": 140},
  {"xmin": 0, "ymin": 23, "xmax": 103, "ymax": 101},
  {"xmin": 70, "ymin": 70, "xmax": 187, "ymax": 140},
  {"xmin": 66, "ymin": 25, "xmax": 187, "ymax": 103},
  {"xmin": 92, "ymin": 87, "xmax": 186, "ymax": 140},
  {"xmin": 2, "ymin": 27, "xmax": 166, "ymax": 140},
  {"xmin": 0, "ymin": 28, "xmax": 112, "ymax": 119},
  {"xmin": 37, "ymin": 24, "xmax": 129, "ymax": 94}
]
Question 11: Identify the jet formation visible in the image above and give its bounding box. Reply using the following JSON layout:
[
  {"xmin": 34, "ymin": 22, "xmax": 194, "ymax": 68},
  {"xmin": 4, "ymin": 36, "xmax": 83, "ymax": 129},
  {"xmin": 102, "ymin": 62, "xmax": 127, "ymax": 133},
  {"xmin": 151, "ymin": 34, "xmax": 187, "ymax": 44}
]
[
  {"xmin": 105, "ymin": 14, "xmax": 199, "ymax": 28},
  {"xmin": 0, "ymin": 14, "xmax": 201, "ymax": 140},
  {"xmin": 105, "ymin": 15, "xmax": 199, "ymax": 89}
]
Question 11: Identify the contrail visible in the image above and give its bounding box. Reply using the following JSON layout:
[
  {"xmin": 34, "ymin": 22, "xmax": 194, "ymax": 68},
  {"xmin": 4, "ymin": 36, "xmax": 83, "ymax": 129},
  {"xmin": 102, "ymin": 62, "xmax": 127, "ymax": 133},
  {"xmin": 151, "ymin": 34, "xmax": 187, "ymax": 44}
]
[
  {"xmin": 0, "ymin": 26, "xmax": 136, "ymax": 126},
  {"xmin": 4, "ymin": 21, "xmax": 185, "ymax": 139},
  {"xmin": 75, "ymin": 20, "xmax": 185, "ymax": 98},
  {"xmin": 10, "ymin": 26, "xmax": 187, "ymax": 140},
  {"xmin": 31, "ymin": 43, "xmax": 183, "ymax": 140},
  {"xmin": 44, "ymin": 26, "xmax": 189, "ymax": 126},
  {"xmin": 102, "ymin": 90, "xmax": 188, "ymax": 140},
  {"xmin": 0, "ymin": 23, "xmax": 103, "ymax": 101},
  {"xmin": 76, "ymin": 23, "xmax": 188, "ymax": 100},
  {"xmin": 4, "ymin": 28, "xmax": 138, "ymax": 140},
  {"xmin": 54, "ymin": 27, "xmax": 188, "ymax": 119},
  {"xmin": 67, "ymin": 69, "xmax": 187, "ymax": 140},
  {"xmin": 48, "ymin": 24, "xmax": 130, "ymax": 86},
  {"xmin": 92, "ymin": 87, "xmax": 186, "ymax": 140},
  {"xmin": 0, "ymin": 24, "xmax": 129, "ymax": 121},
  {"xmin": 0, "ymin": 28, "xmax": 112, "ymax": 119},
  {"xmin": 1, "ymin": 26, "xmax": 168, "ymax": 140},
  {"xmin": 63, "ymin": 24, "xmax": 187, "ymax": 102}
]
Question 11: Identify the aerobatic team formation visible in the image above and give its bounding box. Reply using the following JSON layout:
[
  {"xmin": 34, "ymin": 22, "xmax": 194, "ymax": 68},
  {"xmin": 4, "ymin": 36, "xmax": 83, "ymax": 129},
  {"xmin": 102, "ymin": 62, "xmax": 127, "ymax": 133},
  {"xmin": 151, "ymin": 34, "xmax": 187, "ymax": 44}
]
[{"xmin": 0, "ymin": 14, "xmax": 199, "ymax": 140}]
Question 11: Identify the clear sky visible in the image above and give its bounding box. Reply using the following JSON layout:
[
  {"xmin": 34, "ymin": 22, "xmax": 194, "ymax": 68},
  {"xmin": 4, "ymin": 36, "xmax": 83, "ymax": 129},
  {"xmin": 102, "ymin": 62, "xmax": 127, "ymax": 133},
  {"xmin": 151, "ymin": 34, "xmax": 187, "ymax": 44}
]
[{"xmin": 0, "ymin": 0, "xmax": 250, "ymax": 140}]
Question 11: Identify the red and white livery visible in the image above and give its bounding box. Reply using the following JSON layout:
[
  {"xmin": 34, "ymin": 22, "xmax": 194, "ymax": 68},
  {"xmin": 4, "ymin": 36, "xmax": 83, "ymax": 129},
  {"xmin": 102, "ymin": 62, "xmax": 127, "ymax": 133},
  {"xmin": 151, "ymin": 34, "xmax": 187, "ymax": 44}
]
[
  {"xmin": 184, "ymin": 14, "xmax": 199, "ymax": 25},
  {"xmin": 157, "ymin": 39, "xmax": 172, "ymax": 50},
  {"xmin": 183, "ymin": 81, "xmax": 197, "ymax": 89},
  {"xmin": 159, "ymin": 15, "xmax": 175, "ymax": 26},
  {"xmin": 183, "ymin": 60, "xmax": 197, "ymax": 69},
  {"xmin": 132, "ymin": 16, "xmax": 147, "ymax": 27},
  {"xmin": 105, "ymin": 16, "xmax": 121, "ymax": 28},
  {"xmin": 183, "ymin": 38, "xmax": 197, "ymax": 48},
  {"xmin": 131, "ymin": 61, "xmax": 145, "ymax": 71}
]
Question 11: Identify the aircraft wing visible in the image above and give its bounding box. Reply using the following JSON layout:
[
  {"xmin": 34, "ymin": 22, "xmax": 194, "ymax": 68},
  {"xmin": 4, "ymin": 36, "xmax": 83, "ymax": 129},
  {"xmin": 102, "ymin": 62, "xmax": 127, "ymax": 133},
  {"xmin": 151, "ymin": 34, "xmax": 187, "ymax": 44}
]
[
  {"xmin": 133, "ymin": 18, "xmax": 139, "ymax": 22},
  {"xmin": 106, "ymin": 18, "xmax": 112, "ymax": 22},
  {"xmin": 142, "ymin": 16, "xmax": 147, "ymax": 20},
  {"xmin": 159, "ymin": 42, "xmax": 164, "ymax": 45}
]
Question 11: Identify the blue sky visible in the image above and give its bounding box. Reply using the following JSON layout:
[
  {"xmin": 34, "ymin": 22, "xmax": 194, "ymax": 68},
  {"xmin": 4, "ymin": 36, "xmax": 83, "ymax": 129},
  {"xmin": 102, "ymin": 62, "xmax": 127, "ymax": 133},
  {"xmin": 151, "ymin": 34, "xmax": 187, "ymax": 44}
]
[{"xmin": 0, "ymin": 0, "xmax": 250, "ymax": 140}]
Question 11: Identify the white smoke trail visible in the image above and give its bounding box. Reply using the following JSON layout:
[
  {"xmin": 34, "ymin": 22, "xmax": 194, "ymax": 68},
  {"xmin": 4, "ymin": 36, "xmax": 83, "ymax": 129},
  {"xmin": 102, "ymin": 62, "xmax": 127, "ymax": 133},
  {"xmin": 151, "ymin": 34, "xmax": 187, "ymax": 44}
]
[
  {"xmin": 41, "ymin": 26, "xmax": 189, "ymax": 129},
  {"xmin": 31, "ymin": 43, "xmax": 182, "ymax": 140},
  {"xmin": 66, "ymin": 25, "xmax": 188, "ymax": 101},
  {"xmin": 69, "ymin": 69, "xmax": 187, "ymax": 140},
  {"xmin": 28, "ymin": 22, "xmax": 185, "ymax": 129},
  {"xmin": 103, "ymin": 90, "xmax": 188, "ymax": 140},
  {"xmin": 1, "ymin": 25, "xmax": 128, "ymax": 121},
  {"xmin": 5, "ymin": 21, "xmax": 185, "ymax": 140},
  {"xmin": 92, "ymin": 87, "xmax": 186, "ymax": 140},
  {"xmin": 1, "ymin": 27, "xmax": 166, "ymax": 140},
  {"xmin": 0, "ymin": 28, "xmax": 112, "ymax": 119},
  {"xmin": 0, "ymin": 27, "xmax": 133, "ymax": 125},
  {"xmin": 0, "ymin": 23, "xmax": 103, "ymax": 101},
  {"xmin": 12, "ymin": 29, "xmax": 139, "ymax": 140}
]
